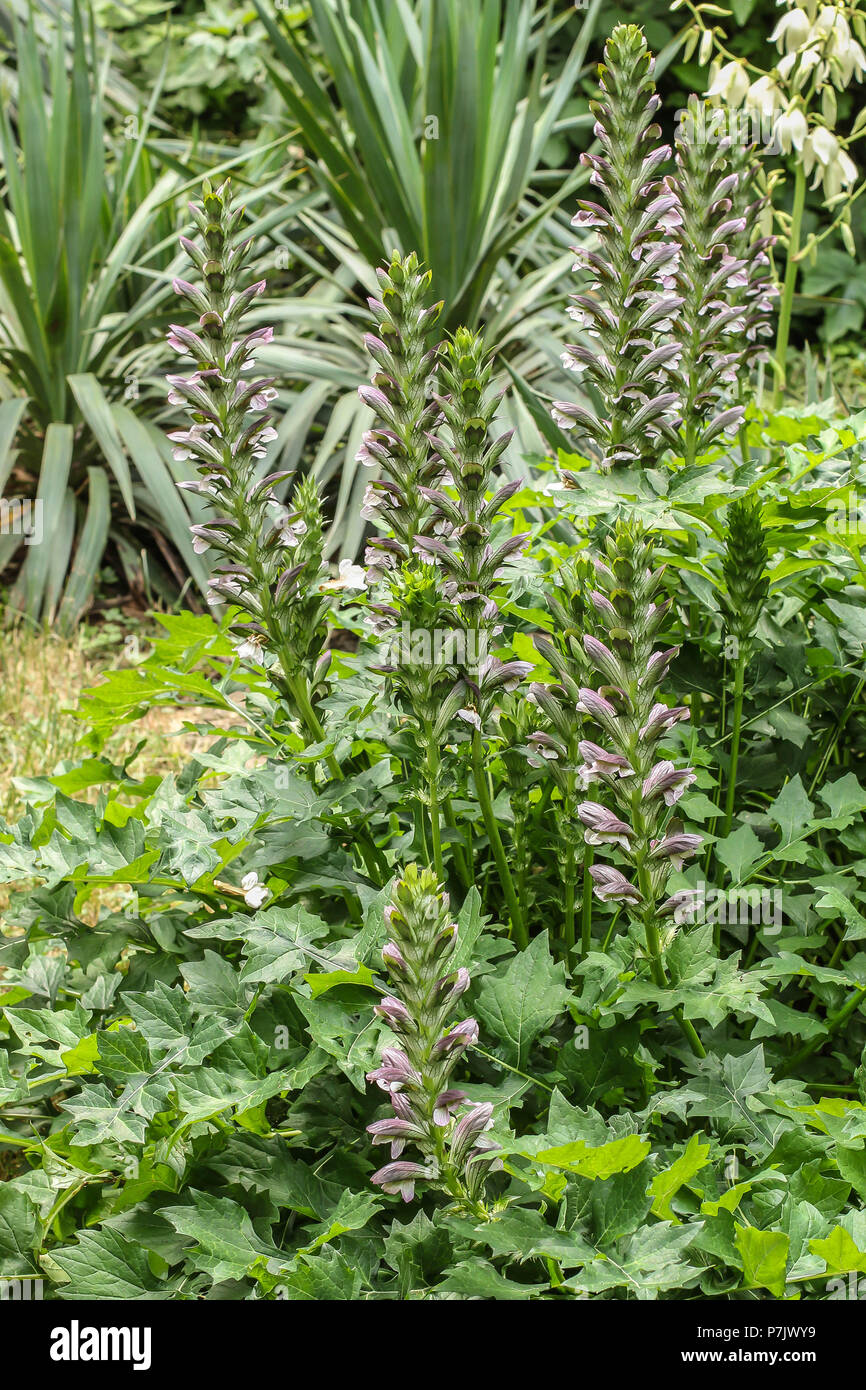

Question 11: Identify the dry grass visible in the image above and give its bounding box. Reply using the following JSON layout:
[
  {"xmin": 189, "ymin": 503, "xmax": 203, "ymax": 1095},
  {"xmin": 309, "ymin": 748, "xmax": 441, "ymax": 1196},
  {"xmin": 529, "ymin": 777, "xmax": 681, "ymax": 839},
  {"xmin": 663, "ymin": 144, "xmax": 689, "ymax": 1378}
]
[
  {"xmin": 0, "ymin": 624, "xmax": 105, "ymax": 820},
  {"xmin": 0, "ymin": 618, "xmax": 242, "ymax": 927},
  {"xmin": 0, "ymin": 619, "xmax": 238, "ymax": 823}
]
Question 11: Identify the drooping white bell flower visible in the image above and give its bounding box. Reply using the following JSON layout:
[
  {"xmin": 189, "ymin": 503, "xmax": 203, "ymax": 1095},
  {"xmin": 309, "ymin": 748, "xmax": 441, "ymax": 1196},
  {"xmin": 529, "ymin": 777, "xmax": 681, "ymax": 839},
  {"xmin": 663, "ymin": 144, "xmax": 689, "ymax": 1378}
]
[
  {"xmin": 803, "ymin": 125, "xmax": 858, "ymax": 199},
  {"xmin": 770, "ymin": 7, "xmax": 813, "ymax": 53},
  {"xmin": 745, "ymin": 73, "xmax": 785, "ymax": 120},
  {"xmin": 706, "ymin": 59, "xmax": 750, "ymax": 106},
  {"xmin": 774, "ymin": 103, "xmax": 809, "ymax": 152}
]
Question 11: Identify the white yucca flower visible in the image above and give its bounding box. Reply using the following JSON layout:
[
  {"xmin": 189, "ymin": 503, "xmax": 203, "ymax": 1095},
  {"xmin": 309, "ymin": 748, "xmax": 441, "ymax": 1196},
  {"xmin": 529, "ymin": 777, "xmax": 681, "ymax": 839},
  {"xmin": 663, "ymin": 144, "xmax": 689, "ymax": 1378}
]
[
  {"xmin": 707, "ymin": 59, "xmax": 750, "ymax": 105},
  {"xmin": 774, "ymin": 103, "xmax": 809, "ymax": 151},
  {"xmin": 745, "ymin": 73, "xmax": 785, "ymax": 118},
  {"xmin": 771, "ymin": 7, "xmax": 813, "ymax": 51},
  {"xmin": 803, "ymin": 125, "xmax": 858, "ymax": 197}
]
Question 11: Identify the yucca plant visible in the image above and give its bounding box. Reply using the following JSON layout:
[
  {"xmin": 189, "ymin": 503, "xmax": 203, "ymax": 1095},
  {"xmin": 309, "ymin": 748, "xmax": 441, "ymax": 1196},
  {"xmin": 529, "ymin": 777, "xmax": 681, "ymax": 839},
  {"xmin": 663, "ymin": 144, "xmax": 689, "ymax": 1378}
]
[
  {"xmin": 258, "ymin": 0, "xmax": 599, "ymax": 327},
  {"xmin": 250, "ymin": 0, "xmax": 603, "ymax": 558},
  {"xmin": 0, "ymin": 3, "xmax": 205, "ymax": 629}
]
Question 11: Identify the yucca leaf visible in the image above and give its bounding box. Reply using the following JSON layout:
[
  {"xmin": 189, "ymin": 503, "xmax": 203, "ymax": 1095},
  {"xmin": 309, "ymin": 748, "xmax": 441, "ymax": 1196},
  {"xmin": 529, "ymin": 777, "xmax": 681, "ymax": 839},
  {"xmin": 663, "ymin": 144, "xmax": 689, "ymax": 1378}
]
[
  {"xmin": 0, "ymin": 235, "xmax": 56, "ymax": 409},
  {"xmin": 111, "ymin": 403, "xmax": 210, "ymax": 597},
  {"xmin": 57, "ymin": 466, "xmax": 111, "ymax": 635},
  {"xmin": 43, "ymin": 489, "xmax": 77, "ymax": 624},
  {"xmin": 0, "ymin": 531, "xmax": 22, "ymax": 577},
  {"xmin": 0, "ymin": 398, "xmax": 29, "ymax": 495},
  {"xmin": 68, "ymin": 374, "xmax": 136, "ymax": 519},
  {"xmin": 10, "ymin": 12, "xmax": 54, "ymax": 310},
  {"xmin": 9, "ymin": 422, "xmax": 74, "ymax": 622},
  {"xmin": 502, "ymin": 356, "xmax": 575, "ymax": 455},
  {"xmin": 259, "ymin": 0, "xmax": 600, "ymax": 328}
]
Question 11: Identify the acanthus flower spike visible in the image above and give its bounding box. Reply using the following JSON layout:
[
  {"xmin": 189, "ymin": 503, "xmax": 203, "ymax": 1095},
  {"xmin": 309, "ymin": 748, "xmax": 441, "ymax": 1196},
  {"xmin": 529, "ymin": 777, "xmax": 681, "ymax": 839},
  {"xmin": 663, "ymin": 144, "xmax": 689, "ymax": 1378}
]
[
  {"xmin": 522, "ymin": 555, "xmax": 600, "ymax": 957},
  {"xmin": 574, "ymin": 520, "xmax": 706, "ymax": 1058},
  {"xmin": 718, "ymin": 495, "xmax": 771, "ymax": 850},
  {"xmin": 555, "ymin": 24, "xmax": 682, "ymax": 473},
  {"xmin": 166, "ymin": 178, "xmax": 340, "ymax": 778},
  {"xmin": 666, "ymin": 96, "xmax": 752, "ymax": 465},
  {"xmin": 410, "ymin": 325, "xmax": 529, "ymax": 944},
  {"xmin": 366, "ymin": 866, "xmax": 498, "ymax": 1214},
  {"xmin": 356, "ymin": 251, "xmax": 445, "ymax": 574}
]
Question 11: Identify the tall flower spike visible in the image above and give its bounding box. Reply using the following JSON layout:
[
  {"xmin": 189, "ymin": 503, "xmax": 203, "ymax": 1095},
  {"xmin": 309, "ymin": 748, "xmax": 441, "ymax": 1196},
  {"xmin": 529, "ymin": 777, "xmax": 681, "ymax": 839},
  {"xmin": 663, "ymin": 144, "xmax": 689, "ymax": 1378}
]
[
  {"xmin": 721, "ymin": 496, "xmax": 770, "ymax": 659},
  {"xmin": 358, "ymin": 254, "xmax": 469, "ymax": 882},
  {"xmin": 366, "ymin": 866, "xmax": 497, "ymax": 1214},
  {"xmin": 718, "ymin": 495, "xmax": 770, "ymax": 847},
  {"xmin": 528, "ymin": 555, "xmax": 596, "ymax": 768},
  {"xmin": 526, "ymin": 556, "xmax": 596, "ymax": 956},
  {"xmin": 413, "ymin": 326, "xmax": 530, "ymax": 946},
  {"xmin": 358, "ymin": 251, "xmax": 444, "ymax": 585},
  {"xmin": 553, "ymin": 24, "xmax": 682, "ymax": 472},
  {"xmin": 724, "ymin": 139, "xmax": 778, "ymax": 396},
  {"xmin": 419, "ymin": 327, "xmax": 531, "ymax": 726},
  {"xmin": 666, "ymin": 97, "xmax": 750, "ymax": 465},
  {"xmin": 274, "ymin": 475, "xmax": 335, "ymax": 691},
  {"xmin": 169, "ymin": 178, "xmax": 334, "ymax": 711},
  {"xmin": 575, "ymin": 521, "xmax": 705, "ymax": 1055}
]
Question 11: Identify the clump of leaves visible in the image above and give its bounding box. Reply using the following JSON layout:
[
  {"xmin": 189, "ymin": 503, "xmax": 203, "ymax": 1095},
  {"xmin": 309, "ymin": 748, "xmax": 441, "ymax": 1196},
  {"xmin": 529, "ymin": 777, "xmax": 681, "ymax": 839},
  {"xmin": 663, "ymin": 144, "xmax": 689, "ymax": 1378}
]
[
  {"xmin": 1, "ymin": 21, "xmax": 866, "ymax": 1310},
  {"xmin": 0, "ymin": 4, "xmax": 199, "ymax": 627}
]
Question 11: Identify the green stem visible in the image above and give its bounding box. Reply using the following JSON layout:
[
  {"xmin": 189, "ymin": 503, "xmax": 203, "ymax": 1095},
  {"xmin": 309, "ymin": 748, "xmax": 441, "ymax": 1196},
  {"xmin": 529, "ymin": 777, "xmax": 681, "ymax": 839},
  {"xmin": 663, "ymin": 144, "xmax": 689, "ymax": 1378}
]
[
  {"xmin": 637, "ymin": 862, "xmax": 705, "ymax": 1057},
  {"xmin": 775, "ymin": 985, "xmax": 866, "ymax": 1079},
  {"xmin": 425, "ymin": 723, "xmax": 444, "ymax": 885},
  {"xmin": 684, "ymin": 418, "xmax": 699, "ymax": 472},
  {"xmin": 675, "ymin": 1010, "xmax": 707, "ymax": 1058},
  {"xmin": 703, "ymin": 651, "xmax": 729, "ymax": 880},
  {"xmin": 772, "ymin": 162, "xmax": 806, "ymax": 411},
  {"xmin": 685, "ymin": 528, "xmax": 701, "ymax": 728},
  {"xmin": 289, "ymin": 672, "xmax": 391, "ymax": 885},
  {"xmin": 644, "ymin": 915, "xmax": 667, "ymax": 989},
  {"xmin": 808, "ymin": 674, "xmax": 865, "ymax": 798},
  {"xmin": 743, "ymin": 926, "xmax": 762, "ymax": 970},
  {"xmin": 819, "ymin": 929, "xmax": 846, "ymax": 982},
  {"xmin": 802, "ymin": 1082, "xmax": 858, "ymax": 1094},
  {"xmin": 635, "ymin": 858, "xmax": 669, "ymax": 991},
  {"xmin": 290, "ymin": 672, "xmax": 343, "ymax": 783},
  {"xmin": 580, "ymin": 843, "xmax": 594, "ymax": 959},
  {"xmin": 443, "ymin": 796, "xmax": 472, "ymax": 889},
  {"xmin": 470, "ymin": 732, "xmax": 527, "ymax": 948},
  {"xmin": 414, "ymin": 801, "xmax": 429, "ymax": 865},
  {"xmin": 601, "ymin": 908, "xmax": 621, "ymax": 952},
  {"xmin": 722, "ymin": 649, "xmax": 746, "ymax": 844},
  {"xmin": 562, "ymin": 774, "xmax": 577, "ymax": 960},
  {"xmin": 342, "ymin": 890, "xmax": 362, "ymax": 924}
]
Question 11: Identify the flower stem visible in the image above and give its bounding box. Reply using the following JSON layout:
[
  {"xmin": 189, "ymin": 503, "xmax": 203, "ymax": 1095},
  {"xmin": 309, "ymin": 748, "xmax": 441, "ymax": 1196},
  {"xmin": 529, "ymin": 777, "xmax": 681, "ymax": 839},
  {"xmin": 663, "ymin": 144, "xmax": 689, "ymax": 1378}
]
[
  {"xmin": 775, "ymin": 984, "xmax": 865, "ymax": 1079},
  {"xmin": 289, "ymin": 672, "xmax": 344, "ymax": 784},
  {"xmin": 471, "ymin": 732, "xmax": 527, "ymax": 948},
  {"xmin": 636, "ymin": 858, "xmax": 667, "ymax": 988},
  {"xmin": 638, "ymin": 860, "xmax": 705, "ymax": 1057},
  {"xmin": 562, "ymin": 775, "xmax": 577, "ymax": 960},
  {"xmin": 425, "ymin": 722, "xmax": 445, "ymax": 885},
  {"xmin": 772, "ymin": 163, "xmax": 806, "ymax": 411},
  {"xmin": 414, "ymin": 802, "xmax": 429, "ymax": 865},
  {"xmin": 580, "ymin": 843, "xmax": 594, "ymax": 960},
  {"xmin": 676, "ymin": 1011, "xmax": 707, "ymax": 1058},
  {"xmin": 291, "ymin": 670, "xmax": 392, "ymax": 884},
  {"xmin": 722, "ymin": 648, "xmax": 746, "ymax": 844},
  {"xmin": 564, "ymin": 868, "xmax": 575, "ymax": 961},
  {"xmin": 443, "ymin": 796, "xmax": 473, "ymax": 889}
]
